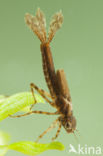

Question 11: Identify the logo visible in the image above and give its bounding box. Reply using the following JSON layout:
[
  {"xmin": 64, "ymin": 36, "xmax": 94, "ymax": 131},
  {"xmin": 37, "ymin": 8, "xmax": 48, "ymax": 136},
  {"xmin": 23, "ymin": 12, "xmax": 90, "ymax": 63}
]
[{"xmin": 68, "ymin": 144, "xmax": 102, "ymax": 155}]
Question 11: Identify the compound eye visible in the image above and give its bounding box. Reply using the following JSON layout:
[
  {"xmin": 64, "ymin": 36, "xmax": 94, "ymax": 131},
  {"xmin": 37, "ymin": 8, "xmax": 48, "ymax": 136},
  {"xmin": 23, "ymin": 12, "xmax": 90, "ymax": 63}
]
[{"xmin": 65, "ymin": 122, "xmax": 70, "ymax": 129}]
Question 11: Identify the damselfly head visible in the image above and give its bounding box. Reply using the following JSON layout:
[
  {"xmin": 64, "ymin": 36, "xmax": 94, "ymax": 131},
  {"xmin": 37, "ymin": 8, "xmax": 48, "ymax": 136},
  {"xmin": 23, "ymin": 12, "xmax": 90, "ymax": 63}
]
[{"xmin": 60, "ymin": 115, "xmax": 76, "ymax": 133}]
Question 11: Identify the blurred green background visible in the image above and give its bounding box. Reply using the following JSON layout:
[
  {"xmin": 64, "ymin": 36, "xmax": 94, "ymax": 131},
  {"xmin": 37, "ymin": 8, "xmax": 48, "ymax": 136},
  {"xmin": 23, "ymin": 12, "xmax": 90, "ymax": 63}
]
[{"xmin": 0, "ymin": 0, "xmax": 103, "ymax": 156}]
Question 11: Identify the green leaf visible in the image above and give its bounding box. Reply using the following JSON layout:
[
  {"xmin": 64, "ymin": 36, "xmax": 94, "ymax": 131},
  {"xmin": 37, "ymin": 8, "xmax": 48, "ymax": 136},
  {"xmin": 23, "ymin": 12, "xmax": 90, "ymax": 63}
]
[
  {"xmin": 0, "ymin": 145, "xmax": 8, "ymax": 156},
  {"xmin": 0, "ymin": 132, "xmax": 65, "ymax": 156},
  {"xmin": 0, "ymin": 131, "xmax": 10, "ymax": 156},
  {"xmin": 9, "ymin": 141, "xmax": 65, "ymax": 155},
  {"xmin": 0, "ymin": 92, "xmax": 45, "ymax": 121},
  {"xmin": 0, "ymin": 131, "xmax": 10, "ymax": 145},
  {"xmin": 21, "ymin": 106, "xmax": 32, "ymax": 112},
  {"xmin": 0, "ymin": 96, "xmax": 8, "ymax": 103}
]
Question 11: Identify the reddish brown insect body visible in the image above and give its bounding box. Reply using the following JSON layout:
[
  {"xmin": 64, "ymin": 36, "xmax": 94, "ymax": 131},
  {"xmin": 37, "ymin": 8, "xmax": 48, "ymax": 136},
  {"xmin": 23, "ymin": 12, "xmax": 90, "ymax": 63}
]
[
  {"xmin": 40, "ymin": 43, "xmax": 76, "ymax": 134},
  {"xmin": 11, "ymin": 8, "xmax": 77, "ymax": 142}
]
